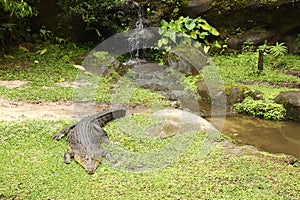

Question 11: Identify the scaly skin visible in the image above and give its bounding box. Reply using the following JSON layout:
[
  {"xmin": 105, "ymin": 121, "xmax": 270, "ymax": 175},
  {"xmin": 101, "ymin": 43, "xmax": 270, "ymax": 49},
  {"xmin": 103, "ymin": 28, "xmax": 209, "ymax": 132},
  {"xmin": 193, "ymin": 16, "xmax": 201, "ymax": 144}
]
[{"xmin": 52, "ymin": 109, "xmax": 126, "ymax": 174}]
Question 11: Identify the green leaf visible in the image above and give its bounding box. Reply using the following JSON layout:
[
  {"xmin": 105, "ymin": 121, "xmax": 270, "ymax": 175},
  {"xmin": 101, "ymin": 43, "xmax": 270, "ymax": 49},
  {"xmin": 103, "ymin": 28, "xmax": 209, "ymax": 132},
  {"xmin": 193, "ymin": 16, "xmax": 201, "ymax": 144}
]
[
  {"xmin": 158, "ymin": 39, "xmax": 163, "ymax": 48},
  {"xmin": 190, "ymin": 31, "xmax": 197, "ymax": 39},
  {"xmin": 184, "ymin": 18, "xmax": 196, "ymax": 31},
  {"xmin": 198, "ymin": 23, "xmax": 211, "ymax": 31},
  {"xmin": 210, "ymin": 27, "xmax": 220, "ymax": 36},
  {"xmin": 173, "ymin": 7, "xmax": 179, "ymax": 13},
  {"xmin": 160, "ymin": 19, "xmax": 169, "ymax": 27},
  {"xmin": 199, "ymin": 32, "xmax": 209, "ymax": 39},
  {"xmin": 40, "ymin": 48, "xmax": 47, "ymax": 55}
]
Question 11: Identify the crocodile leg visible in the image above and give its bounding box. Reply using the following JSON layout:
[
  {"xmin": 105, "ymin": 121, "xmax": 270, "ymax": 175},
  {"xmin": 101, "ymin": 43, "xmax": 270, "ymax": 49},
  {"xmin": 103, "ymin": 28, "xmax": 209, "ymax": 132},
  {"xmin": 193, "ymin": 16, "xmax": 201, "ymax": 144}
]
[
  {"xmin": 101, "ymin": 149, "xmax": 117, "ymax": 163},
  {"xmin": 100, "ymin": 130, "xmax": 109, "ymax": 144},
  {"xmin": 52, "ymin": 122, "xmax": 77, "ymax": 140},
  {"xmin": 64, "ymin": 150, "xmax": 75, "ymax": 164},
  {"xmin": 91, "ymin": 123, "xmax": 109, "ymax": 144}
]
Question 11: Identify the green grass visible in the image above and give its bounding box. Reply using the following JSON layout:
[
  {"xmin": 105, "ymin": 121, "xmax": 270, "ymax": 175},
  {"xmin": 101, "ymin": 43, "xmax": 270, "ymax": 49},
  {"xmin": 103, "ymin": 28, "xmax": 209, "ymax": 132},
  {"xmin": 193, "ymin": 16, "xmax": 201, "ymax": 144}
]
[
  {"xmin": 212, "ymin": 52, "xmax": 300, "ymax": 100},
  {"xmin": 246, "ymin": 84, "xmax": 298, "ymax": 99},
  {"xmin": 0, "ymin": 44, "xmax": 168, "ymax": 106},
  {"xmin": 0, "ymin": 119, "xmax": 299, "ymax": 199},
  {"xmin": 214, "ymin": 52, "xmax": 300, "ymax": 85}
]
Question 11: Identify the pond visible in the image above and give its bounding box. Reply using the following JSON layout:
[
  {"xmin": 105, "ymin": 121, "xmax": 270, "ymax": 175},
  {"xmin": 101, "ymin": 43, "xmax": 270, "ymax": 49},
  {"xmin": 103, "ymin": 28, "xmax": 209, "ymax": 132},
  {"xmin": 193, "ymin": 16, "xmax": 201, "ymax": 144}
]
[{"xmin": 211, "ymin": 115, "xmax": 300, "ymax": 158}]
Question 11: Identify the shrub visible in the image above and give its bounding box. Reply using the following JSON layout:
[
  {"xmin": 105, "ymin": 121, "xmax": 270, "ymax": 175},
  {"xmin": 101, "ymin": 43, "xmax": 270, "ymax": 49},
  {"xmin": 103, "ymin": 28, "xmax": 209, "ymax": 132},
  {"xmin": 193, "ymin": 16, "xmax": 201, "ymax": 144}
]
[
  {"xmin": 0, "ymin": 0, "xmax": 36, "ymax": 51},
  {"xmin": 235, "ymin": 97, "xmax": 286, "ymax": 120},
  {"xmin": 158, "ymin": 16, "xmax": 220, "ymax": 53}
]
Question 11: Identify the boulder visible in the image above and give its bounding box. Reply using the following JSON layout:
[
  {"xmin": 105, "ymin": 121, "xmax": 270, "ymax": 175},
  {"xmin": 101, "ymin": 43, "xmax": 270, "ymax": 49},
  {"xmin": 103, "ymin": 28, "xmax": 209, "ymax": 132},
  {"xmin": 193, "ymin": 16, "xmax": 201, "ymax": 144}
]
[
  {"xmin": 274, "ymin": 91, "xmax": 300, "ymax": 123},
  {"xmin": 197, "ymin": 82, "xmax": 263, "ymax": 106},
  {"xmin": 181, "ymin": 0, "xmax": 214, "ymax": 18},
  {"xmin": 182, "ymin": 0, "xmax": 300, "ymax": 53},
  {"xmin": 166, "ymin": 44, "xmax": 208, "ymax": 76},
  {"xmin": 150, "ymin": 108, "xmax": 219, "ymax": 138},
  {"xmin": 227, "ymin": 29, "xmax": 274, "ymax": 50}
]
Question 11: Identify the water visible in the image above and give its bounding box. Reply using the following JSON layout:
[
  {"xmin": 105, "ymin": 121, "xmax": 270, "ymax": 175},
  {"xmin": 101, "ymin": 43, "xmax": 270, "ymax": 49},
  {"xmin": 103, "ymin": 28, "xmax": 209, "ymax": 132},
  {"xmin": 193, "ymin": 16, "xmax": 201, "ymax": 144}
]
[
  {"xmin": 212, "ymin": 115, "xmax": 300, "ymax": 158},
  {"xmin": 127, "ymin": 1, "xmax": 147, "ymax": 64}
]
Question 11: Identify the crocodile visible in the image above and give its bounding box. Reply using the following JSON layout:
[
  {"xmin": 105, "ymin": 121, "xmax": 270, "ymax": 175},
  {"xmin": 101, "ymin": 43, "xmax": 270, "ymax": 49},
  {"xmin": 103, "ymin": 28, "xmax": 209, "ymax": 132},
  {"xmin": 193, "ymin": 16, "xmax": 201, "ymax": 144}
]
[{"xmin": 52, "ymin": 109, "xmax": 126, "ymax": 174}]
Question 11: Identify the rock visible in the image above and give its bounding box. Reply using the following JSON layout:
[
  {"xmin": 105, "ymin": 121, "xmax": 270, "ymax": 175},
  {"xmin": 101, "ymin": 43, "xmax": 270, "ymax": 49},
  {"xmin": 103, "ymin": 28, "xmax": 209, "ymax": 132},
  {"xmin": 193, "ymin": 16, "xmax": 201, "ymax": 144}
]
[
  {"xmin": 274, "ymin": 91, "xmax": 300, "ymax": 123},
  {"xmin": 224, "ymin": 85, "xmax": 263, "ymax": 105},
  {"xmin": 182, "ymin": 0, "xmax": 214, "ymax": 18},
  {"xmin": 227, "ymin": 29, "xmax": 274, "ymax": 50},
  {"xmin": 182, "ymin": 0, "xmax": 300, "ymax": 53},
  {"xmin": 131, "ymin": 63, "xmax": 198, "ymax": 107},
  {"xmin": 166, "ymin": 45, "xmax": 208, "ymax": 76},
  {"xmin": 196, "ymin": 82, "xmax": 263, "ymax": 105},
  {"xmin": 283, "ymin": 70, "xmax": 300, "ymax": 78},
  {"xmin": 83, "ymin": 51, "xmax": 127, "ymax": 76},
  {"xmin": 150, "ymin": 108, "xmax": 219, "ymax": 138}
]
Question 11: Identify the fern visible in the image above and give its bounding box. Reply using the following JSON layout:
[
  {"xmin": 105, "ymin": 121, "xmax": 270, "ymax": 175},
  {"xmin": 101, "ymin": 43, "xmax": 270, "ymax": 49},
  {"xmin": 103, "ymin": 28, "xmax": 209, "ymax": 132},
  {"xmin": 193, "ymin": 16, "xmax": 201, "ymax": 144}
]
[{"xmin": 269, "ymin": 42, "xmax": 288, "ymax": 57}]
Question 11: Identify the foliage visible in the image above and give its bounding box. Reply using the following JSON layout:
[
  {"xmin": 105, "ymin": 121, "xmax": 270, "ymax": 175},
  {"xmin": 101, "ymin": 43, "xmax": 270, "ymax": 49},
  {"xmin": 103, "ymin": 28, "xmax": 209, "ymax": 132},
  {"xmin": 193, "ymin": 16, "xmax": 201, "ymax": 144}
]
[
  {"xmin": 158, "ymin": 16, "xmax": 220, "ymax": 53},
  {"xmin": 38, "ymin": 27, "xmax": 67, "ymax": 44},
  {"xmin": 0, "ymin": 0, "xmax": 36, "ymax": 49},
  {"xmin": 0, "ymin": 0, "xmax": 34, "ymax": 18},
  {"xmin": 56, "ymin": 0, "xmax": 130, "ymax": 41},
  {"xmin": 258, "ymin": 42, "xmax": 288, "ymax": 57},
  {"xmin": 235, "ymin": 97, "xmax": 286, "ymax": 120}
]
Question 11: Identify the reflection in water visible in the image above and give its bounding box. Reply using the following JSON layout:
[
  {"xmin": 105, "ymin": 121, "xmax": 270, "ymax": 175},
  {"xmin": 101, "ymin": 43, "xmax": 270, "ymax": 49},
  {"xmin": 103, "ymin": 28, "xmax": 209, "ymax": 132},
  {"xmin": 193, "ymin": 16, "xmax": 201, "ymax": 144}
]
[{"xmin": 210, "ymin": 115, "xmax": 300, "ymax": 158}]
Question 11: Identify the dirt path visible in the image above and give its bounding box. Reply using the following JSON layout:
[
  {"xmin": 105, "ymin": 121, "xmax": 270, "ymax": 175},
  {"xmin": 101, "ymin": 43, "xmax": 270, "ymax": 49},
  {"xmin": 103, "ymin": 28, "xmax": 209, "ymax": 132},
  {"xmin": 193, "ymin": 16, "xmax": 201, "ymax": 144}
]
[
  {"xmin": 0, "ymin": 98, "xmax": 77, "ymax": 120},
  {"xmin": 0, "ymin": 97, "xmax": 149, "ymax": 121}
]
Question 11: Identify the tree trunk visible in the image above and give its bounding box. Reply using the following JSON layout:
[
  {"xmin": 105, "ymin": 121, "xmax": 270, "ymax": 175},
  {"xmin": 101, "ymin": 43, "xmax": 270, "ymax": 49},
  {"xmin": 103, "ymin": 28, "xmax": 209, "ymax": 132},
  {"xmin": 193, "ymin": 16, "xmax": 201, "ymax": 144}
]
[{"xmin": 258, "ymin": 50, "xmax": 264, "ymax": 71}]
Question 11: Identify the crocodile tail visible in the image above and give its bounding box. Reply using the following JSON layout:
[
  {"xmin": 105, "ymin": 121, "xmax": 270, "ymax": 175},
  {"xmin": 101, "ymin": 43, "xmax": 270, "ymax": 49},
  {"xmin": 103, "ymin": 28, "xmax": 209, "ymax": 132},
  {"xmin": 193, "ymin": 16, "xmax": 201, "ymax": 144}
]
[
  {"xmin": 95, "ymin": 109, "xmax": 126, "ymax": 125},
  {"xmin": 112, "ymin": 109, "xmax": 126, "ymax": 119}
]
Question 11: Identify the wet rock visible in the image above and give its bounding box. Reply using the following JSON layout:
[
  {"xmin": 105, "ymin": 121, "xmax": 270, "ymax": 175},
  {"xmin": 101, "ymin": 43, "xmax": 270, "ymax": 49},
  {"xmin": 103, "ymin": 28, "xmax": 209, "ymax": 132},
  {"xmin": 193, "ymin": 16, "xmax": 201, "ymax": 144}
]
[
  {"xmin": 131, "ymin": 63, "xmax": 194, "ymax": 101},
  {"xmin": 130, "ymin": 63, "xmax": 201, "ymax": 113},
  {"xmin": 82, "ymin": 51, "xmax": 128, "ymax": 76},
  {"xmin": 274, "ymin": 91, "xmax": 300, "ymax": 123}
]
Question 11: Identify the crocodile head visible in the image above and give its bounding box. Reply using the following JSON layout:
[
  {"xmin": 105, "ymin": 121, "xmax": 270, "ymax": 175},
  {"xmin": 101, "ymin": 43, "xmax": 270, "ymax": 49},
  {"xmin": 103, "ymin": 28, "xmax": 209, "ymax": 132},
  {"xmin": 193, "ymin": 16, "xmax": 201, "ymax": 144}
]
[{"xmin": 74, "ymin": 146, "xmax": 102, "ymax": 174}]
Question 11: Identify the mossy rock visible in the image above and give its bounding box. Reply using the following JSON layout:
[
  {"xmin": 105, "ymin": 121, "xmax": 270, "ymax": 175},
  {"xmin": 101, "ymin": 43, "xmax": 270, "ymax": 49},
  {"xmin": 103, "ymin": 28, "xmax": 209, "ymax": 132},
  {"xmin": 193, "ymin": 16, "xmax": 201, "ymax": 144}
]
[
  {"xmin": 274, "ymin": 91, "xmax": 300, "ymax": 123},
  {"xmin": 224, "ymin": 85, "xmax": 263, "ymax": 105},
  {"xmin": 197, "ymin": 82, "xmax": 263, "ymax": 106}
]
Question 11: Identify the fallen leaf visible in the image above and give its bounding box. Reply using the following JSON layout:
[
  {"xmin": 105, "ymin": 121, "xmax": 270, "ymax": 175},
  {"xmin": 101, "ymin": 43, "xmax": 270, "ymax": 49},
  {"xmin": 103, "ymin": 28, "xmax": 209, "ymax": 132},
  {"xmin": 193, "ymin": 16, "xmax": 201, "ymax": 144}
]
[
  {"xmin": 3, "ymin": 54, "xmax": 14, "ymax": 59},
  {"xmin": 19, "ymin": 45, "xmax": 29, "ymax": 52},
  {"xmin": 84, "ymin": 72, "xmax": 92, "ymax": 76},
  {"xmin": 73, "ymin": 65, "xmax": 86, "ymax": 71},
  {"xmin": 40, "ymin": 48, "xmax": 47, "ymax": 55}
]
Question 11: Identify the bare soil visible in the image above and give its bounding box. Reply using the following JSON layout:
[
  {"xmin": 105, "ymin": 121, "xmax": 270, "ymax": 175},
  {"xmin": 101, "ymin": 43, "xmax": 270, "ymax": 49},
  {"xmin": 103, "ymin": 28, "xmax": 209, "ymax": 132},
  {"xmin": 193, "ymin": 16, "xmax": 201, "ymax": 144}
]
[
  {"xmin": 0, "ymin": 97, "xmax": 151, "ymax": 121},
  {"xmin": 0, "ymin": 98, "xmax": 75, "ymax": 121},
  {"xmin": 0, "ymin": 80, "xmax": 151, "ymax": 120}
]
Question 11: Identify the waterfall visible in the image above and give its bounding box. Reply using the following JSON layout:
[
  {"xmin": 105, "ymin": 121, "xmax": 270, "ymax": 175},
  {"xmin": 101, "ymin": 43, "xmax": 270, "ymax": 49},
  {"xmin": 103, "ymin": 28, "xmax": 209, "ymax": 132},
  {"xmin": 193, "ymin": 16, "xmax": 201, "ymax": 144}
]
[{"xmin": 126, "ymin": 1, "xmax": 147, "ymax": 65}]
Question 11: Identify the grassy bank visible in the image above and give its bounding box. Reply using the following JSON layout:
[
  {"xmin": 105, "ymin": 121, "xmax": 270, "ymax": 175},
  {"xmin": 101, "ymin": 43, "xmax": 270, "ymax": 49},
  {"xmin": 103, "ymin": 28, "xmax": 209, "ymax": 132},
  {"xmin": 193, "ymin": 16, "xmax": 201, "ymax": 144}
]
[
  {"xmin": 0, "ymin": 120, "xmax": 299, "ymax": 199},
  {"xmin": 214, "ymin": 52, "xmax": 300, "ymax": 99}
]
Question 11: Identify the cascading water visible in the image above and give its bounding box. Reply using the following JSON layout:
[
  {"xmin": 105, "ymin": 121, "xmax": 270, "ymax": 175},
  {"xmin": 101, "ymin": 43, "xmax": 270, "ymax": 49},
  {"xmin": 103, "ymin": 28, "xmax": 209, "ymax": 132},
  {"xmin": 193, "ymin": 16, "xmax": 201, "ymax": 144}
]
[{"xmin": 126, "ymin": 1, "xmax": 148, "ymax": 65}]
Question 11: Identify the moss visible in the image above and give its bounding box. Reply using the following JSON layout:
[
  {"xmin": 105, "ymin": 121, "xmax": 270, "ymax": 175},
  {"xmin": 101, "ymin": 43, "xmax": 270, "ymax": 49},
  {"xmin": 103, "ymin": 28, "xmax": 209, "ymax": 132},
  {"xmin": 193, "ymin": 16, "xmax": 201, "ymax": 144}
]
[
  {"xmin": 224, "ymin": 84, "xmax": 263, "ymax": 105},
  {"xmin": 209, "ymin": 0, "xmax": 250, "ymax": 14},
  {"xmin": 209, "ymin": 0, "xmax": 293, "ymax": 14}
]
